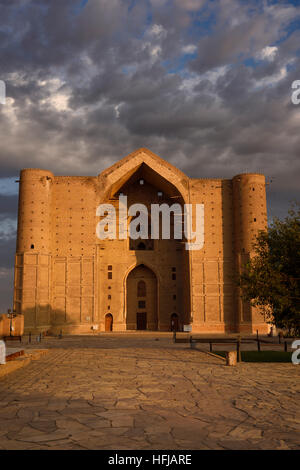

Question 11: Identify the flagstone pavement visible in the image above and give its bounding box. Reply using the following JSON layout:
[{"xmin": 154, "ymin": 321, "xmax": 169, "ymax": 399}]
[{"xmin": 0, "ymin": 334, "xmax": 299, "ymax": 450}]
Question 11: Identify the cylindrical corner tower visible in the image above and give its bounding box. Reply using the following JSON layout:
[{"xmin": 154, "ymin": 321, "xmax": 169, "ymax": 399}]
[
  {"xmin": 14, "ymin": 169, "xmax": 54, "ymax": 333},
  {"xmin": 17, "ymin": 169, "xmax": 54, "ymax": 253},
  {"xmin": 232, "ymin": 173, "xmax": 268, "ymax": 334}
]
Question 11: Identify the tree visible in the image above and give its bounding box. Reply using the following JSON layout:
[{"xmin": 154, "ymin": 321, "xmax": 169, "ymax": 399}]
[{"xmin": 239, "ymin": 203, "xmax": 300, "ymax": 336}]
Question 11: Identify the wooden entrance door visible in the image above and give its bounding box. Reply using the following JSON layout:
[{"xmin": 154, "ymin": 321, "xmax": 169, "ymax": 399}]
[
  {"xmin": 171, "ymin": 314, "xmax": 179, "ymax": 331},
  {"xmin": 105, "ymin": 314, "xmax": 113, "ymax": 332},
  {"xmin": 136, "ymin": 312, "xmax": 147, "ymax": 330}
]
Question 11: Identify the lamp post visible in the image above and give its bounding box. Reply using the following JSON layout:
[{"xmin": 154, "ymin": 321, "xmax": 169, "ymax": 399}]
[{"xmin": 7, "ymin": 309, "xmax": 17, "ymax": 337}]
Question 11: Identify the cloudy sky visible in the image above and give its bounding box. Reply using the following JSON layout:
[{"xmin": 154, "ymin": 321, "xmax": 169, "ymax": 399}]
[{"xmin": 0, "ymin": 0, "xmax": 300, "ymax": 311}]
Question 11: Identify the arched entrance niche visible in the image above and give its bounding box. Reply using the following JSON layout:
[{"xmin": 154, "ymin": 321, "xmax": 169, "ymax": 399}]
[
  {"xmin": 98, "ymin": 149, "xmax": 192, "ymax": 331},
  {"xmin": 126, "ymin": 265, "xmax": 158, "ymax": 330},
  {"xmin": 105, "ymin": 313, "xmax": 113, "ymax": 332}
]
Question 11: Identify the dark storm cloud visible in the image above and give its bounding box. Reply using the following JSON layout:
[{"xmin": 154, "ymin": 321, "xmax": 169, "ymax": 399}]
[
  {"xmin": 0, "ymin": 0, "xmax": 299, "ymax": 310},
  {"xmin": 0, "ymin": 195, "xmax": 18, "ymax": 218},
  {"xmin": 0, "ymin": 235, "xmax": 16, "ymax": 268},
  {"xmin": 0, "ymin": 194, "xmax": 18, "ymax": 309},
  {"xmin": 0, "ymin": 0, "xmax": 299, "ymax": 181}
]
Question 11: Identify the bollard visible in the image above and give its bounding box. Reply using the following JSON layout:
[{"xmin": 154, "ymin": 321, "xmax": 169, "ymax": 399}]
[
  {"xmin": 257, "ymin": 338, "xmax": 261, "ymax": 352},
  {"xmin": 190, "ymin": 337, "xmax": 196, "ymax": 349},
  {"xmin": 0, "ymin": 340, "xmax": 6, "ymax": 365},
  {"xmin": 225, "ymin": 351, "xmax": 237, "ymax": 366},
  {"xmin": 256, "ymin": 330, "xmax": 261, "ymax": 352},
  {"xmin": 236, "ymin": 336, "xmax": 242, "ymax": 362}
]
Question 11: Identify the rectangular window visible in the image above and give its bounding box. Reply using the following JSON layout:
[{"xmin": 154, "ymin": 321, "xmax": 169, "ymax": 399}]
[
  {"xmin": 138, "ymin": 300, "xmax": 146, "ymax": 309},
  {"xmin": 172, "ymin": 274, "xmax": 176, "ymax": 281},
  {"xmin": 108, "ymin": 272, "xmax": 112, "ymax": 279}
]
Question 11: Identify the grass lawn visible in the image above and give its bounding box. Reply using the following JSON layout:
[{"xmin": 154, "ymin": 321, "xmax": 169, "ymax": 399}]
[{"xmin": 213, "ymin": 350, "xmax": 292, "ymax": 363}]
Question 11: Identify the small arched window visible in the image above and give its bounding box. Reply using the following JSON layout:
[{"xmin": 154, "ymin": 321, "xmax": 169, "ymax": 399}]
[
  {"xmin": 137, "ymin": 280, "xmax": 146, "ymax": 297},
  {"xmin": 137, "ymin": 242, "xmax": 146, "ymax": 250}
]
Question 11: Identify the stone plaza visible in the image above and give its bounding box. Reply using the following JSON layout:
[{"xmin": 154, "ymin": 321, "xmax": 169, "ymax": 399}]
[{"xmin": 0, "ymin": 334, "xmax": 299, "ymax": 450}]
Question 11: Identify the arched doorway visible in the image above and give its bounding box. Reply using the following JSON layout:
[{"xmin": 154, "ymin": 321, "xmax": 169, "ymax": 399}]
[
  {"xmin": 105, "ymin": 313, "xmax": 113, "ymax": 332},
  {"xmin": 171, "ymin": 313, "xmax": 179, "ymax": 332},
  {"xmin": 126, "ymin": 265, "xmax": 157, "ymax": 330}
]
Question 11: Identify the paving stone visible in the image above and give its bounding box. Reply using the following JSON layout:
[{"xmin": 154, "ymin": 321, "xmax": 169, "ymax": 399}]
[
  {"xmin": 55, "ymin": 417, "xmax": 90, "ymax": 432},
  {"xmin": 13, "ymin": 427, "xmax": 70, "ymax": 443},
  {"xmin": 115, "ymin": 399, "xmax": 140, "ymax": 409},
  {"xmin": 228, "ymin": 426, "xmax": 263, "ymax": 439},
  {"xmin": 217, "ymin": 439, "xmax": 263, "ymax": 450},
  {"xmin": 0, "ymin": 406, "xmax": 19, "ymax": 419},
  {"xmin": 75, "ymin": 415, "xmax": 112, "ymax": 429},
  {"xmin": 29, "ymin": 419, "xmax": 57, "ymax": 433},
  {"xmin": 17, "ymin": 408, "xmax": 39, "ymax": 420},
  {"xmin": 111, "ymin": 416, "xmax": 134, "ymax": 428}
]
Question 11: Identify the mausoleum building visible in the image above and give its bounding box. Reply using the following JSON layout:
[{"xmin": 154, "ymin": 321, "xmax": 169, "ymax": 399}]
[{"xmin": 13, "ymin": 148, "xmax": 269, "ymax": 334}]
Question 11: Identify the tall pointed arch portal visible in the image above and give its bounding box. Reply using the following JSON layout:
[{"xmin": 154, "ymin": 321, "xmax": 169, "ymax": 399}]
[{"xmin": 97, "ymin": 148, "xmax": 192, "ymax": 332}]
